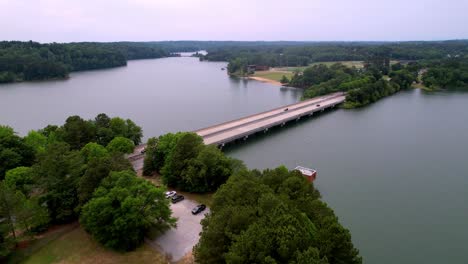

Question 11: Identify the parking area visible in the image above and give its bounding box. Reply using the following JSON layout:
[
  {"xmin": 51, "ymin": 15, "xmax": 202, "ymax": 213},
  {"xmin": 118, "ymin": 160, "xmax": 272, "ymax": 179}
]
[{"xmin": 147, "ymin": 197, "xmax": 209, "ymax": 262}]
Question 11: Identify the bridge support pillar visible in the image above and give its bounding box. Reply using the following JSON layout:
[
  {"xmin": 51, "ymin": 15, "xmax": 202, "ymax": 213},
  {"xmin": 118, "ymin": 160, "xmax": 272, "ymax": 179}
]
[
  {"xmin": 296, "ymin": 117, "xmax": 301, "ymax": 121},
  {"xmin": 321, "ymin": 108, "xmax": 325, "ymax": 112},
  {"xmin": 243, "ymin": 136, "xmax": 248, "ymax": 141},
  {"xmin": 281, "ymin": 122, "xmax": 286, "ymax": 127},
  {"xmin": 264, "ymin": 128, "xmax": 269, "ymax": 133},
  {"xmin": 309, "ymin": 112, "xmax": 314, "ymax": 117}
]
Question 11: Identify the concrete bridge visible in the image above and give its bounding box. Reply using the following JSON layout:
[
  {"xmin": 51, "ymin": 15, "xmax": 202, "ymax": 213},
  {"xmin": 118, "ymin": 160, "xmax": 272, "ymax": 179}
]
[
  {"xmin": 128, "ymin": 93, "xmax": 345, "ymax": 169},
  {"xmin": 194, "ymin": 92, "xmax": 345, "ymax": 146}
]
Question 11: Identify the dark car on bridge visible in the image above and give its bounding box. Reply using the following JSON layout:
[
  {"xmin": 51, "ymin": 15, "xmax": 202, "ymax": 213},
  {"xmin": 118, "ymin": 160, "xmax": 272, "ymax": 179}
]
[
  {"xmin": 171, "ymin": 194, "xmax": 184, "ymax": 203},
  {"xmin": 191, "ymin": 204, "xmax": 206, "ymax": 215}
]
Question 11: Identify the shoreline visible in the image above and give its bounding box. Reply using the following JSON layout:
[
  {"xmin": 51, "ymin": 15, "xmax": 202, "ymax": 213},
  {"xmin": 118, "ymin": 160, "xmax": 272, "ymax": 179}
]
[{"xmin": 248, "ymin": 76, "xmax": 284, "ymax": 87}]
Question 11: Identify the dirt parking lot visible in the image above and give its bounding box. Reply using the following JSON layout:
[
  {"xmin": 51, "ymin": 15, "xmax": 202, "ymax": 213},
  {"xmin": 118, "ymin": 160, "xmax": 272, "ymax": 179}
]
[{"xmin": 148, "ymin": 197, "xmax": 209, "ymax": 262}]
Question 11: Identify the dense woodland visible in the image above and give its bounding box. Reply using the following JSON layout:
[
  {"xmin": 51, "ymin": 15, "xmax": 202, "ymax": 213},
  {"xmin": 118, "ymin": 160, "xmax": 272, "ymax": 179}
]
[
  {"xmin": 0, "ymin": 41, "xmax": 169, "ymax": 83},
  {"xmin": 203, "ymin": 40, "xmax": 468, "ymax": 69},
  {"xmin": 0, "ymin": 114, "xmax": 176, "ymax": 259},
  {"xmin": 194, "ymin": 167, "xmax": 361, "ymax": 264}
]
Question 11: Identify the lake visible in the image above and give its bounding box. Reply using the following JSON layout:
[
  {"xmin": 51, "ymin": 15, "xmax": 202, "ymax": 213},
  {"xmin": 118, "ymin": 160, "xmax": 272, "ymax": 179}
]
[{"xmin": 1, "ymin": 56, "xmax": 467, "ymax": 264}]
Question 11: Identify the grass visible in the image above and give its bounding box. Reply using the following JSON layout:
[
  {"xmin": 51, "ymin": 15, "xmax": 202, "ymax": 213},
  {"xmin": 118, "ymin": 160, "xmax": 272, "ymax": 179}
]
[
  {"xmin": 18, "ymin": 225, "xmax": 170, "ymax": 264},
  {"xmin": 252, "ymin": 71, "xmax": 293, "ymax": 82}
]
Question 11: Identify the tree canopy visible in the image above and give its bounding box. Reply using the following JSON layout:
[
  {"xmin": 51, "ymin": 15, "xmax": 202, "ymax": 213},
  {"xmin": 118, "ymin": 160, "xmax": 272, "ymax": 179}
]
[
  {"xmin": 194, "ymin": 166, "xmax": 361, "ymax": 264},
  {"xmin": 80, "ymin": 170, "xmax": 176, "ymax": 251}
]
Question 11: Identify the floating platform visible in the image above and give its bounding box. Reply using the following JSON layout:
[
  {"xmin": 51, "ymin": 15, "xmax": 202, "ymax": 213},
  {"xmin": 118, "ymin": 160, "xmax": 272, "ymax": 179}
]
[{"xmin": 294, "ymin": 166, "xmax": 317, "ymax": 182}]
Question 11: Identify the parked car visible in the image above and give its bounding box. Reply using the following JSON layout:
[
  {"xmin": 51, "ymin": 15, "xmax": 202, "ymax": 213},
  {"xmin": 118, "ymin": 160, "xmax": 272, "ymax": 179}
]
[
  {"xmin": 191, "ymin": 204, "xmax": 206, "ymax": 215},
  {"xmin": 171, "ymin": 194, "xmax": 184, "ymax": 203},
  {"xmin": 165, "ymin": 191, "xmax": 176, "ymax": 199}
]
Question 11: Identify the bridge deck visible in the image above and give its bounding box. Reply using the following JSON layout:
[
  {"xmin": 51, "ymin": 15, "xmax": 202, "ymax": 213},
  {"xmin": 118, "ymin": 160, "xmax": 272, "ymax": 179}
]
[
  {"xmin": 128, "ymin": 93, "xmax": 346, "ymax": 164},
  {"xmin": 195, "ymin": 94, "xmax": 346, "ymax": 145},
  {"xmin": 196, "ymin": 92, "xmax": 344, "ymax": 137}
]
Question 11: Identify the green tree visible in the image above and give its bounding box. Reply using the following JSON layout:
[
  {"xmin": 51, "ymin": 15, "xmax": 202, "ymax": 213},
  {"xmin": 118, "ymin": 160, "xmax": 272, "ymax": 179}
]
[
  {"xmin": 62, "ymin": 116, "xmax": 96, "ymax": 150},
  {"xmin": 280, "ymin": 75, "xmax": 290, "ymax": 84},
  {"xmin": 143, "ymin": 137, "xmax": 159, "ymax": 176},
  {"xmin": 0, "ymin": 126, "xmax": 35, "ymax": 179},
  {"xmin": 94, "ymin": 113, "xmax": 113, "ymax": 146},
  {"xmin": 80, "ymin": 171, "xmax": 176, "ymax": 251},
  {"xmin": 24, "ymin": 130, "xmax": 48, "ymax": 155},
  {"xmin": 106, "ymin": 136, "xmax": 135, "ymax": 154},
  {"xmin": 0, "ymin": 182, "xmax": 48, "ymax": 243},
  {"xmin": 0, "ymin": 217, "xmax": 15, "ymax": 258},
  {"xmin": 161, "ymin": 133, "xmax": 203, "ymax": 187},
  {"xmin": 181, "ymin": 145, "xmax": 233, "ymax": 192},
  {"xmin": 35, "ymin": 142, "xmax": 83, "ymax": 223},
  {"xmin": 109, "ymin": 117, "xmax": 143, "ymax": 145},
  {"xmin": 80, "ymin": 142, "xmax": 109, "ymax": 162},
  {"xmin": 77, "ymin": 153, "xmax": 132, "ymax": 208},
  {"xmin": 4, "ymin": 167, "xmax": 34, "ymax": 197}
]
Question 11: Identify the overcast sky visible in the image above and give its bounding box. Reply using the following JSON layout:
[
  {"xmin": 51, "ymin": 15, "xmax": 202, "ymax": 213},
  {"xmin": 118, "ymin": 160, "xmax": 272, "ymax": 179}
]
[{"xmin": 1, "ymin": 0, "xmax": 467, "ymax": 42}]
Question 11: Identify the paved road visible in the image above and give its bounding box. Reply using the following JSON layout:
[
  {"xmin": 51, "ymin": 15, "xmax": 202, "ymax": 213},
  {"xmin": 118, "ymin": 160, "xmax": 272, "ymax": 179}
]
[
  {"xmin": 195, "ymin": 92, "xmax": 344, "ymax": 137},
  {"xmin": 147, "ymin": 199, "xmax": 209, "ymax": 262},
  {"xmin": 202, "ymin": 95, "xmax": 346, "ymax": 145}
]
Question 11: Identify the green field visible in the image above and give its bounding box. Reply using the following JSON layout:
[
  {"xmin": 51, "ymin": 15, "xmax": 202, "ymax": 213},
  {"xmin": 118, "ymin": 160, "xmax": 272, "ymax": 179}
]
[
  {"xmin": 10, "ymin": 224, "xmax": 170, "ymax": 264},
  {"xmin": 252, "ymin": 71, "xmax": 294, "ymax": 82}
]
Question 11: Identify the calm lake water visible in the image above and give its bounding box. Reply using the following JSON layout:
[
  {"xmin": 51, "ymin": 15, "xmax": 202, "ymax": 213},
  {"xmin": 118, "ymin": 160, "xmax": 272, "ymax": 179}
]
[{"xmin": 1, "ymin": 57, "xmax": 467, "ymax": 263}]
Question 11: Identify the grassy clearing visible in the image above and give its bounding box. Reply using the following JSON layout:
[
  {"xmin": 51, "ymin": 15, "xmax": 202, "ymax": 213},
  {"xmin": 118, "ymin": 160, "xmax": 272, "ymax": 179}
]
[
  {"xmin": 20, "ymin": 225, "xmax": 170, "ymax": 264},
  {"xmin": 253, "ymin": 71, "xmax": 294, "ymax": 82}
]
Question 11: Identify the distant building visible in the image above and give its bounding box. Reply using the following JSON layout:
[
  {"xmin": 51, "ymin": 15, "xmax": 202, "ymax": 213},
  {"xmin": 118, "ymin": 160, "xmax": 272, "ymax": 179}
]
[
  {"xmin": 294, "ymin": 166, "xmax": 317, "ymax": 183},
  {"xmin": 247, "ymin": 65, "xmax": 270, "ymax": 74}
]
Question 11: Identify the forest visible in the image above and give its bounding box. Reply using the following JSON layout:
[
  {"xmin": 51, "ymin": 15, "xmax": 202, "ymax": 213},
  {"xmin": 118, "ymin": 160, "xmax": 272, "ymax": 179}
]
[
  {"xmin": 0, "ymin": 114, "xmax": 177, "ymax": 258},
  {"xmin": 203, "ymin": 40, "xmax": 468, "ymax": 70},
  {"xmin": 0, "ymin": 41, "xmax": 169, "ymax": 83}
]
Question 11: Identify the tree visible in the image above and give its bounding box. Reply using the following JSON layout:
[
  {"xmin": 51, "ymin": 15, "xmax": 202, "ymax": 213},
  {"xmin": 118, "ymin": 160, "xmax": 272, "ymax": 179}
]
[
  {"xmin": 35, "ymin": 142, "xmax": 83, "ymax": 223},
  {"xmin": 77, "ymin": 153, "xmax": 132, "ymax": 208},
  {"xmin": 4, "ymin": 167, "xmax": 34, "ymax": 197},
  {"xmin": 106, "ymin": 136, "xmax": 134, "ymax": 154},
  {"xmin": 0, "ymin": 217, "xmax": 15, "ymax": 258},
  {"xmin": 181, "ymin": 145, "xmax": 233, "ymax": 192},
  {"xmin": 0, "ymin": 182, "xmax": 48, "ymax": 244},
  {"xmin": 80, "ymin": 171, "xmax": 176, "ymax": 251},
  {"xmin": 108, "ymin": 117, "xmax": 143, "ymax": 145},
  {"xmin": 0, "ymin": 126, "xmax": 35, "ymax": 179},
  {"xmin": 24, "ymin": 130, "xmax": 47, "ymax": 155},
  {"xmin": 80, "ymin": 142, "xmax": 109, "ymax": 162},
  {"xmin": 161, "ymin": 133, "xmax": 203, "ymax": 187},
  {"xmin": 143, "ymin": 137, "xmax": 159, "ymax": 176},
  {"xmin": 62, "ymin": 116, "xmax": 96, "ymax": 150},
  {"xmin": 94, "ymin": 113, "xmax": 113, "ymax": 146},
  {"xmin": 280, "ymin": 75, "xmax": 290, "ymax": 84}
]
